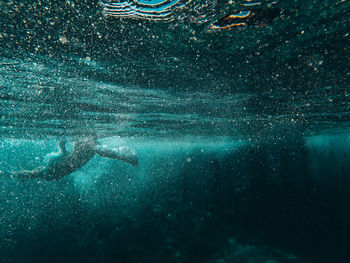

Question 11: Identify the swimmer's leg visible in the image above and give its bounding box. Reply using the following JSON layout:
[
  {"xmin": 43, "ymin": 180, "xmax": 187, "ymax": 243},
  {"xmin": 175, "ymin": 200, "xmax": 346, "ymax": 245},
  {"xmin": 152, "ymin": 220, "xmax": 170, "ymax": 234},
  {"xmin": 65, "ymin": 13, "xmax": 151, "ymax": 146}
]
[{"xmin": 95, "ymin": 145, "xmax": 139, "ymax": 167}]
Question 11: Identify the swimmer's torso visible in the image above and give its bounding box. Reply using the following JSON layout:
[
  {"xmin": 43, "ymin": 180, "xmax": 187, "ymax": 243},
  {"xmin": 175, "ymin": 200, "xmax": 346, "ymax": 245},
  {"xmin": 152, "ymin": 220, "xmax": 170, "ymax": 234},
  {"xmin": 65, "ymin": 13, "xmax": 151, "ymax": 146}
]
[{"xmin": 43, "ymin": 140, "xmax": 97, "ymax": 181}]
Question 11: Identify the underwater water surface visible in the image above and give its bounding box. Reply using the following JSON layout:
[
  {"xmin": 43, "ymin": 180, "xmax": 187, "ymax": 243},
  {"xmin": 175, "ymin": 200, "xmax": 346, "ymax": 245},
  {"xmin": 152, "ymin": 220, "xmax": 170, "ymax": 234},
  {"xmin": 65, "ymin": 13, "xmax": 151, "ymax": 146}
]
[{"xmin": 1, "ymin": 0, "xmax": 350, "ymax": 262}]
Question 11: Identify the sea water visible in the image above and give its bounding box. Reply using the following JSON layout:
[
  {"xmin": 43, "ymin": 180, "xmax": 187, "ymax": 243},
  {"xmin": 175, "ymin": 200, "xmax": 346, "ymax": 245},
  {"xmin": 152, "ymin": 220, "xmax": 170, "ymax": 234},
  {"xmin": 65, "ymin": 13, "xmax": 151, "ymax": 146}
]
[{"xmin": 1, "ymin": 0, "xmax": 350, "ymax": 262}]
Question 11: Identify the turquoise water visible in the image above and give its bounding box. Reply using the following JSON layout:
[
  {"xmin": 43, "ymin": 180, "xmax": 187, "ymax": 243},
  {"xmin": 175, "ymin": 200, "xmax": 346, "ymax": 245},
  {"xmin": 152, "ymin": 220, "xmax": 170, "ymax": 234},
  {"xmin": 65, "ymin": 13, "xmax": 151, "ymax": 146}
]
[{"xmin": 1, "ymin": 0, "xmax": 350, "ymax": 262}]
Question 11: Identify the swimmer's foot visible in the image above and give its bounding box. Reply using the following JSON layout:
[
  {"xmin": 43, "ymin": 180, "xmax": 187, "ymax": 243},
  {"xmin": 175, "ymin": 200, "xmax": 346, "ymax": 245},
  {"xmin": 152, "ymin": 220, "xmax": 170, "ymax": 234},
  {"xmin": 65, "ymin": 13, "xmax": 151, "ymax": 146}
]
[{"xmin": 117, "ymin": 146, "xmax": 139, "ymax": 167}]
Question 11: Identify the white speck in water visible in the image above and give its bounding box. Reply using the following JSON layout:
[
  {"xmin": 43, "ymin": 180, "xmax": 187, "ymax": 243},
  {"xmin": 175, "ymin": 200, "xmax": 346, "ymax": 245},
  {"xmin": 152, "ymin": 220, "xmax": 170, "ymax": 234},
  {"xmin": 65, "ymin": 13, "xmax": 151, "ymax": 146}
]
[{"xmin": 59, "ymin": 36, "xmax": 68, "ymax": 44}]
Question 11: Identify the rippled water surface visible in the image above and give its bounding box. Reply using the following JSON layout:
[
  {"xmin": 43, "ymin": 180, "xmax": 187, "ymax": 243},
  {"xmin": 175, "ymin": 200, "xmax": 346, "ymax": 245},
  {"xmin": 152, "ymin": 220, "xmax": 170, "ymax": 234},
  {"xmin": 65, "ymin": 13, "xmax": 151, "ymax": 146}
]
[{"xmin": 1, "ymin": 0, "xmax": 349, "ymax": 139}]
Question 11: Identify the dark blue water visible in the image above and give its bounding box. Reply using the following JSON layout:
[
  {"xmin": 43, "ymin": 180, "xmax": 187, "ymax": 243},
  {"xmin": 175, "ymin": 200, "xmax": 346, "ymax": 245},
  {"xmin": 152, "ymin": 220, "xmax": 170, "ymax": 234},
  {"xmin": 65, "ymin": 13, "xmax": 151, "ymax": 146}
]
[{"xmin": 1, "ymin": 0, "xmax": 350, "ymax": 262}]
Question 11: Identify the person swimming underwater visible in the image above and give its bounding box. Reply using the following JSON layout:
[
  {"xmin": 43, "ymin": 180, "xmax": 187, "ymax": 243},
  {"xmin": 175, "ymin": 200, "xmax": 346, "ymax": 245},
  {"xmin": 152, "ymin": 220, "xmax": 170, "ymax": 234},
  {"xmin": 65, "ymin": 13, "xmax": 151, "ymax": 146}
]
[{"xmin": 0, "ymin": 139, "xmax": 139, "ymax": 182}]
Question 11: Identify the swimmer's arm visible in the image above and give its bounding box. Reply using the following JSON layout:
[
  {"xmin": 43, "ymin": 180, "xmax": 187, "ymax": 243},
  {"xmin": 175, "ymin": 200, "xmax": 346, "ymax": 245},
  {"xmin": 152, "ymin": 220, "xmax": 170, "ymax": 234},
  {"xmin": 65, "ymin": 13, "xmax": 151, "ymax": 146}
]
[
  {"xmin": 94, "ymin": 145, "xmax": 139, "ymax": 167},
  {"xmin": 1, "ymin": 167, "xmax": 45, "ymax": 181},
  {"xmin": 59, "ymin": 141, "xmax": 68, "ymax": 155}
]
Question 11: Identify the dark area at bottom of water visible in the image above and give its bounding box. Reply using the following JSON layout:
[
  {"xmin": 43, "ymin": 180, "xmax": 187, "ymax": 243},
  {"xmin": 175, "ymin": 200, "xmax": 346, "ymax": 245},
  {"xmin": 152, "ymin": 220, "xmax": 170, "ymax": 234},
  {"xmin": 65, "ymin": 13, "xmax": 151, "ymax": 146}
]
[{"xmin": 1, "ymin": 134, "xmax": 350, "ymax": 263}]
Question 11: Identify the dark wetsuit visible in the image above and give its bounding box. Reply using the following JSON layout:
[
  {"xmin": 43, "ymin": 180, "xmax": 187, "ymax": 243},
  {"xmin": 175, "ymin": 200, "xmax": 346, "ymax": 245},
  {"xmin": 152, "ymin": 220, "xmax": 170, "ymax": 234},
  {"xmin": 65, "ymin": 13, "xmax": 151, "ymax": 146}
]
[{"xmin": 41, "ymin": 140, "xmax": 97, "ymax": 181}]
